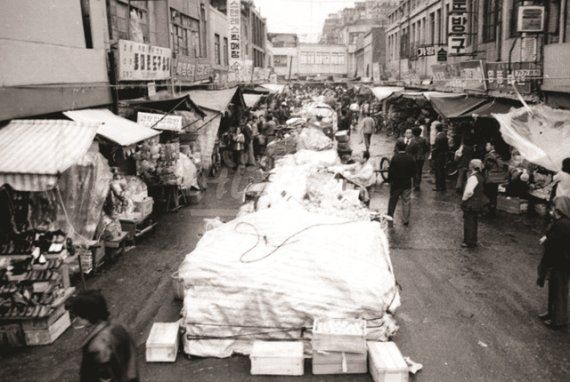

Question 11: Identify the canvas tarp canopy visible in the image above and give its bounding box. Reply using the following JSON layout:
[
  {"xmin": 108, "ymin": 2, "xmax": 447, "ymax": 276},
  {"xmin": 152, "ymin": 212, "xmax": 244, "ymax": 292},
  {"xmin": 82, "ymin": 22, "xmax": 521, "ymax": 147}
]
[
  {"xmin": 0, "ymin": 119, "xmax": 98, "ymax": 192},
  {"xmin": 494, "ymin": 105, "xmax": 570, "ymax": 172},
  {"xmin": 185, "ymin": 87, "xmax": 246, "ymax": 112},
  {"xmin": 243, "ymin": 93, "xmax": 263, "ymax": 108},
  {"xmin": 122, "ymin": 94, "xmax": 206, "ymax": 119},
  {"xmin": 259, "ymin": 83, "xmax": 286, "ymax": 94},
  {"xmin": 64, "ymin": 109, "xmax": 160, "ymax": 146},
  {"xmin": 429, "ymin": 95, "xmax": 489, "ymax": 119},
  {"xmin": 460, "ymin": 98, "xmax": 522, "ymax": 118},
  {"xmin": 370, "ymin": 86, "xmax": 405, "ymax": 102}
]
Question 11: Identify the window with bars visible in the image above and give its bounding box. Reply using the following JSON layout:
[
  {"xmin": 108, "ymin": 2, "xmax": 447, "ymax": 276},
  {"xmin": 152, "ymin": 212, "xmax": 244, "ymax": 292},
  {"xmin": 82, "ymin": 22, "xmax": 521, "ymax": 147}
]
[
  {"xmin": 214, "ymin": 34, "xmax": 221, "ymax": 64},
  {"xmin": 223, "ymin": 37, "xmax": 229, "ymax": 66},
  {"xmin": 171, "ymin": 9, "xmax": 201, "ymax": 58},
  {"xmin": 483, "ymin": 0, "xmax": 500, "ymax": 42},
  {"xmin": 115, "ymin": 2, "xmax": 149, "ymax": 42}
]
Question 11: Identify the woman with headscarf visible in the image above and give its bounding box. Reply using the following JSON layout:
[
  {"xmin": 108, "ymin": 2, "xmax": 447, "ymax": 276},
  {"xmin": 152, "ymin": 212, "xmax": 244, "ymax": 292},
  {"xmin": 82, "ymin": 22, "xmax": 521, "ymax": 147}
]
[
  {"xmin": 537, "ymin": 196, "xmax": 570, "ymax": 329},
  {"xmin": 461, "ymin": 159, "xmax": 487, "ymax": 248}
]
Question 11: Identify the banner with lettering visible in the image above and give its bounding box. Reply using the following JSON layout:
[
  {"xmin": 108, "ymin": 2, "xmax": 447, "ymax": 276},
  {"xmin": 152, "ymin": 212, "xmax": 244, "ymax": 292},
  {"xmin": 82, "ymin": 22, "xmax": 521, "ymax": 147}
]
[{"xmin": 117, "ymin": 39, "xmax": 171, "ymax": 81}]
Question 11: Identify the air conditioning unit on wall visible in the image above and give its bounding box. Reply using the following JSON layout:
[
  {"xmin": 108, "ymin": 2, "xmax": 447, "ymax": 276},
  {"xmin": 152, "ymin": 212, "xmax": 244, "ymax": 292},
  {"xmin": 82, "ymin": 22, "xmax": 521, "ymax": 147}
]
[{"xmin": 517, "ymin": 6, "xmax": 545, "ymax": 33}]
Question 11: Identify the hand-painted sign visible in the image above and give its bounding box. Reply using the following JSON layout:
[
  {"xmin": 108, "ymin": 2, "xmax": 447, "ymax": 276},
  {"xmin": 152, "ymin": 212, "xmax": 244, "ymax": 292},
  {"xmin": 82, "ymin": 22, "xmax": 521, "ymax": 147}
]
[
  {"xmin": 227, "ymin": 0, "xmax": 242, "ymax": 69},
  {"xmin": 432, "ymin": 60, "xmax": 487, "ymax": 92},
  {"xmin": 448, "ymin": 0, "xmax": 468, "ymax": 56},
  {"xmin": 118, "ymin": 40, "xmax": 171, "ymax": 81}
]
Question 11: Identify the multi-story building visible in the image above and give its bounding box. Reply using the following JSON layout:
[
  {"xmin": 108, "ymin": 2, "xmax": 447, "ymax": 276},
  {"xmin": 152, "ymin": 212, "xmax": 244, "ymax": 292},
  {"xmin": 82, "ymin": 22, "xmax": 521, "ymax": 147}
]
[
  {"xmin": 354, "ymin": 27, "xmax": 386, "ymax": 80},
  {"xmin": 268, "ymin": 33, "xmax": 299, "ymax": 79},
  {"xmin": 297, "ymin": 44, "xmax": 348, "ymax": 79},
  {"xmin": 0, "ymin": 0, "xmax": 112, "ymax": 120},
  {"xmin": 385, "ymin": 0, "xmax": 564, "ymax": 103}
]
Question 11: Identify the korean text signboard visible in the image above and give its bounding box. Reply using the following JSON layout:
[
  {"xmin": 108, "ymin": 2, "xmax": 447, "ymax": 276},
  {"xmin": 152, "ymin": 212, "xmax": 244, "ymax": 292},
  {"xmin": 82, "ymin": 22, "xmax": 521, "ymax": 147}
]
[
  {"xmin": 173, "ymin": 56, "xmax": 196, "ymax": 82},
  {"xmin": 432, "ymin": 60, "xmax": 486, "ymax": 92},
  {"xmin": 137, "ymin": 112, "xmax": 183, "ymax": 132},
  {"xmin": 448, "ymin": 0, "xmax": 468, "ymax": 56},
  {"xmin": 117, "ymin": 40, "xmax": 171, "ymax": 81},
  {"xmin": 227, "ymin": 0, "xmax": 242, "ymax": 70},
  {"xmin": 486, "ymin": 62, "xmax": 541, "ymax": 94}
]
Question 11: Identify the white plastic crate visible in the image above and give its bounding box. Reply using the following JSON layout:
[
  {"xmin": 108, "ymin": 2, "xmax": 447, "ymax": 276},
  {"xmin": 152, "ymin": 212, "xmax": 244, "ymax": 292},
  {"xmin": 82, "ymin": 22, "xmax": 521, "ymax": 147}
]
[
  {"xmin": 368, "ymin": 341, "xmax": 409, "ymax": 382},
  {"xmin": 312, "ymin": 318, "xmax": 367, "ymax": 353},
  {"xmin": 250, "ymin": 341, "xmax": 304, "ymax": 376},
  {"xmin": 145, "ymin": 322, "xmax": 179, "ymax": 363}
]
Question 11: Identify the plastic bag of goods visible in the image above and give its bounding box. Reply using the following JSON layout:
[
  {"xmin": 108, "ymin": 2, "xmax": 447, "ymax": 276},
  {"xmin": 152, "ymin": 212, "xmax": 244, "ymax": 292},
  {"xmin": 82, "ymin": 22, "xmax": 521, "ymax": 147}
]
[{"xmin": 297, "ymin": 127, "xmax": 333, "ymax": 151}]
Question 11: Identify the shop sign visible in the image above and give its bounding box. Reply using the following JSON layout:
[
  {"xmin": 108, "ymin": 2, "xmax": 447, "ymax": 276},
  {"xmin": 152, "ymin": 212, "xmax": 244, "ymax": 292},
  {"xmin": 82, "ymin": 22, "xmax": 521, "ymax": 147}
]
[
  {"xmin": 417, "ymin": 46, "xmax": 437, "ymax": 57},
  {"xmin": 173, "ymin": 56, "xmax": 196, "ymax": 82},
  {"xmin": 213, "ymin": 70, "xmax": 228, "ymax": 87},
  {"xmin": 227, "ymin": 0, "xmax": 242, "ymax": 69},
  {"xmin": 432, "ymin": 60, "xmax": 487, "ymax": 92},
  {"xmin": 117, "ymin": 39, "xmax": 171, "ymax": 81},
  {"xmin": 437, "ymin": 48, "xmax": 448, "ymax": 62},
  {"xmin": 448, "ymin": 0, "xmax": 469, "ymax": 56},
  {"xmin": 137, "ymin": 112, "xmax": 183, "ymax": 132},
  {"xmin": 147, "ymin": 82, "xmax": 156, "ymax": 97},
  {"xmin": 195, "ymin": 63, "xmax": 213, "ymax": 81},
  {"xmin": 486, "ymin": 62, "xmax": 541, "ymax": 94}
]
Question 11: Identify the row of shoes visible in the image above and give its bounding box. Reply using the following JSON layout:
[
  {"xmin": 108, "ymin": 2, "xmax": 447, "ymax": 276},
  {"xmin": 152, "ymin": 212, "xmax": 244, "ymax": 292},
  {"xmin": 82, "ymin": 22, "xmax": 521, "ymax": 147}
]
[
  {"xmin": 27, "ymin": 269, "xmax": 59, "ymax": 282},
  {"xmin": 31, "ymin": 258, "xmax": 62, "ymax": 271},
  {"xmin": 0, "ymin": 304, "xmax": 51, "ymax": 319}
]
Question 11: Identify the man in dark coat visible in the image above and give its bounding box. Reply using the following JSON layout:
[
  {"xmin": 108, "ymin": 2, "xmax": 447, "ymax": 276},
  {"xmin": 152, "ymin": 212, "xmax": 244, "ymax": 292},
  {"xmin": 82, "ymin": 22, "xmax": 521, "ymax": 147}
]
[
  {"xmin": 66, "ymin": 290, "xmax": 139, "ymax": 382},
  {"xmin": 408, "ymin": 126, "xmax": 430, "ymax": 190},
  {"xmin": 387, "ymin": 140, "xmax": 416, "ymax": 226},
  {"xmin": 432, "ymin": 123, "xmax": 449, "ymax": 191},
  {"xmin": 537, "ymin": 196, "xmax": 570, "ymax": 329},
  {"xmin": 461, "ymin": 159, "xmax": 487, "ymax": 248}
]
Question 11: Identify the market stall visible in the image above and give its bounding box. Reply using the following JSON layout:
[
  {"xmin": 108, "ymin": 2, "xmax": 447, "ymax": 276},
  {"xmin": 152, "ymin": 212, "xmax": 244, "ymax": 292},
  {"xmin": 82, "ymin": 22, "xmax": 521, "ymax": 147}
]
[{"xmin": 0, "ymin": 119, "xmax": 103, "ymax": 347}]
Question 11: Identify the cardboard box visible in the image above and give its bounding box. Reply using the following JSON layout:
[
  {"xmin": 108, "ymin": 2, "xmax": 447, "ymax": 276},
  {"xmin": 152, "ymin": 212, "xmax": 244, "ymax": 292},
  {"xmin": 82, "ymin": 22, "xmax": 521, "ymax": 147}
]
[
  {"xmin": 497, "ymin": 195, "xmax": 528, "ymax": 215},
  {"xmin": 146, "ymin": 322, "xmax": 179, "ymax": 362},
  {"xmin": 312, "ymin": 318, "xmax": 367, "ymax": 353},
  {"xmin": 250, "ymin": 341, "xmax": 304, "ymax": 376},
  {"xmin": 24, "ymin": 311, "xmax": 70, "ymax": 346},
  {"xmin": 368, "ymin": 341, "xmax": 409, "ymax": 382},
  {"xmin": 312, "ymin": 350, "xmax": 367, "ymax": 375}
]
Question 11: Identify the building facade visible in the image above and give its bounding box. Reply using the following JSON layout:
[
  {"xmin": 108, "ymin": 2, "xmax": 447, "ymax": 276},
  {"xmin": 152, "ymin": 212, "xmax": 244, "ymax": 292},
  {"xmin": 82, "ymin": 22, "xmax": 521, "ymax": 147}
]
[
  {"xmin": 296, "ymin": 44, "xmax": 348, "ymax": 79},
  {"xmin": 268, "ymin": 33, "xmax": 299, "ymax": 79}
]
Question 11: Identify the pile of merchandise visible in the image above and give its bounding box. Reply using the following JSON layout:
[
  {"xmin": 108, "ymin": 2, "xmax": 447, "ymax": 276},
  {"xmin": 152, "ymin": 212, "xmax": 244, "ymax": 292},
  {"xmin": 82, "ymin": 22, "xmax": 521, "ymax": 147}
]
[
  {"xmin": 133, "ymin": 137, "xmax": 161, "ymax": 183},
  {"xmin": 156, "ymin": 143, "xmax": 181, "ymax": 185}
]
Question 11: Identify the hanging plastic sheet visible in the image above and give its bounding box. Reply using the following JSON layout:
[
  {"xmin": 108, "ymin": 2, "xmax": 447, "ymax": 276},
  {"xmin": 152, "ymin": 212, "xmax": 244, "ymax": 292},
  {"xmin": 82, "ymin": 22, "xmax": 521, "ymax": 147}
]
[
  {"xmin": 178, "ymin": 110, "xmax": 222, "ymax": 169},
  {"xmin": 493, "ymin": 105, "xmax": 570, "ymax": 172}
]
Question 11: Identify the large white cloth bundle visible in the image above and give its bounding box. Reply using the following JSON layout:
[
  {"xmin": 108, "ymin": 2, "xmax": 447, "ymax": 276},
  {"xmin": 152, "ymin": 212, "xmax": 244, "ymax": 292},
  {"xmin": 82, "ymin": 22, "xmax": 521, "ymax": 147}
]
[
  {"xmin": 297, "ymin": 127, "xmax": 334, "ymax": 151},
  {"xmin": 178, "ymin": 207, "xmax": 400, "ymax": 358}
]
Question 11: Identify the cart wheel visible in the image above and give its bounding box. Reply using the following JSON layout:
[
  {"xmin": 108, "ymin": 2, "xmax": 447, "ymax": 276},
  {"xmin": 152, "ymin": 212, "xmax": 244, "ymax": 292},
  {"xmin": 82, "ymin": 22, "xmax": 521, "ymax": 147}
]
[{"xmin": 380, "ymin": 157, "xmax": 390, "ymax": 181}]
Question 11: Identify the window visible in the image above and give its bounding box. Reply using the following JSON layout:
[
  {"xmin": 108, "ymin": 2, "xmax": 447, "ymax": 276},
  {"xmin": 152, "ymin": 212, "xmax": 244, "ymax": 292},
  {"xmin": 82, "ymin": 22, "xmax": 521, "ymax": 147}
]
[
  {"xmin": 199, "ymin": 4, "xmax": 207, "ymax": 58},
  {"xmin": 545, "ymin": 0, "xmax": 561, "ymax": 44},
  {"xmin": 214, "ymin": 34, "xmax": 221, "ymax": 64},
  {"xmin": 171, "ymin": 9, "xmax": 200, "ymax": 58},
  {"xmin": 430, "ymin": 12, "xmax": 435, "ymax": 45},
  {"xmin": 444, "ymin": 4, "xmax": 450, "ymax": 42},
  {"xmin": 223, "ymin": 37, "xmax": 229, "ymax": 66},
  {"xmin": 115, "ymin": 2, "xmax": 149, "ymax": 42},
  {"xmin": 274, "ymin": 55, "xmax": 288, "ymax": 67},
  {"xmin": 483, "ymin": 0, "xmax": 500, "ymax": 42}
]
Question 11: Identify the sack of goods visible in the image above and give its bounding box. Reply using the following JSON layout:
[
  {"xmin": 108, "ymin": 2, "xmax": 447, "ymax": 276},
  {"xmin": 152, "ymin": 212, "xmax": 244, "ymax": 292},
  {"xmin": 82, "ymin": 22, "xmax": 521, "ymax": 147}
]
[
  {"xmin": 177, "ymin": 207, "xmax": 400, "ymax": 358},
  {"xmin": 297, "ymin": 127, "xmax": 333, "ymax": 152}
]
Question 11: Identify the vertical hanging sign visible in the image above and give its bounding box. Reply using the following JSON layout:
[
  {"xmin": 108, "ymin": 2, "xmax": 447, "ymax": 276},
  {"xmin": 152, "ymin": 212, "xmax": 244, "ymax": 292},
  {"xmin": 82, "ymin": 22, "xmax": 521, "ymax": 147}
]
[
  {"xmin": 448, "ymin": 0, "xmax": 468, "ymax": 56},
  {"xmin": 227, "ymin": 0, "xmax": 242, "ymax": 76}
]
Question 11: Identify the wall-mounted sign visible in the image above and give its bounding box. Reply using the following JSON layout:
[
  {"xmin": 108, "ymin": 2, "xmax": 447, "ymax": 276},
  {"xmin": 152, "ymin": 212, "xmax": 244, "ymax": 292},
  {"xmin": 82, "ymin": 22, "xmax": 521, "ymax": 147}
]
[
  {"xmin": 137, "ymin": 112, "xmax": 183, "ymax": 132},
  {"xmin": 432, "ymin": 60, "xmax": 487, "ymax": 92},
  {"xmin": 437, "ymin": 48, "xmax": 448, "ymax": 62},
  {"xmin": 195, "ymin": 63, "xmax": 213, "ymax": 81},
  {"xmin": 117, "ymin": 40, "xmax": 171, "ymax": 81},
  {"xmin": 517, "ymin": 6, "xmax": 545, "ymax": 33},
  {"xmin": 147, "ymin": 82, "xmax": 156, "ymax": 97},
  {"xmin": 173, "ymin": 56, "xmax": 196, "ymax": 82},
  {"xmin": 227, "ymin": 0, "xmax": 242, "ymax": 70},
  {"xmin": 448, "ymin": 0, "xmax": 468, "ymax": 56},
  {"xmin": 417, "ymin": 46, "xmax": 437, "ymax": 57},
  {"xmin": 486, "ymin": 62, "xmax": 541, "ymax": 94}
]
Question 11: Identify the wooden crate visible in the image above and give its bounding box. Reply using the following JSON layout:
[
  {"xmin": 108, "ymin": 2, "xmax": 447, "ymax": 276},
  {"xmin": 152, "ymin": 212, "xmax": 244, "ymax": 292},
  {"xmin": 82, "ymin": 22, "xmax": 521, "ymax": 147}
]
[
  {"xmin": 21, "ymin": 304, "xmax": 66, "ymax": 331},
  {"xmin": 312, "ymin": 318, "xmax": 367, "ymax": 353},
  {"xmin": 135, "ymin": 197, "xmax": 154, "ymax": 219},
  {"xmin": 312, "ymin": 350, "xmax": 367, "ymax": 375},
  {"xmin": 145, "ymin": 322, "xmax": 179, "ymax": 363},
  {"xmin": 24, "ymin": 311, "xmax": 70, "ymax": 346},
  {"xmin": 367, "ymin": 341, "xmax": 409, "ymax": 382},
  {"xmin": 250, "ymin": 341, "xmax": 304, "ymax": 376}
]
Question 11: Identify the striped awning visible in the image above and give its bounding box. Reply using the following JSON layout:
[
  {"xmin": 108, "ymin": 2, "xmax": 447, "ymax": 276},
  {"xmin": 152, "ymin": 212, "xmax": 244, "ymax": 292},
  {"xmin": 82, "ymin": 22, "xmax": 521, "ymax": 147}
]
[
  {"xmin": 0, "ymin": 119, "xmax": 98, "ymax": 191},
  {"xmin": 64, "ymin": 109, "xmax": 160, "ymax": 146}
]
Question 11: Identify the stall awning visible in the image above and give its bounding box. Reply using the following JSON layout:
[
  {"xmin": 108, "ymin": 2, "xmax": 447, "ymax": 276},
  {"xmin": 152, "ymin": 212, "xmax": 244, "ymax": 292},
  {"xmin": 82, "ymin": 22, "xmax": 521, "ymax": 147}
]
[
  {"xmin": 185, "ymin": 87, "xmax": 246, "ymax": 112},
  {"xmin": 259, "ymin": 84, "xmax": 286, "ymax": 94},
  {"xmin": 370, "ymin": 86, "xmax": 405, "ymax": 102},
  {"xmin": 459, "ymin": 98, "xmax": 522, "ymax": 118},
  {"xmin": 429, "ymin": 95, "xmax": 488, "ymax": 119},
  {"xmin": 64, "ymin": 109, "xmax": 160, "ymax": 146},
  {"xmin": 243, "ymin": 93, "xmax": 263, "ymax": 108},
  {"xmin": 0, "ymin": 120, "xmax": 98, "ymax": 191},
  {"xmin": 123, "ymin": 94, "xmax": 206, "ymax": 118}
]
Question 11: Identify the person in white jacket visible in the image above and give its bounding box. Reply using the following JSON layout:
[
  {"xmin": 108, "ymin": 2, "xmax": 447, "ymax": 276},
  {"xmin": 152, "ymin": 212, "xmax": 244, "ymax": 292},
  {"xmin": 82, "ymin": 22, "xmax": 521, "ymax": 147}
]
[{"xmin": 554, "ymin": 158, "xmax": 570, "ymax": 198}]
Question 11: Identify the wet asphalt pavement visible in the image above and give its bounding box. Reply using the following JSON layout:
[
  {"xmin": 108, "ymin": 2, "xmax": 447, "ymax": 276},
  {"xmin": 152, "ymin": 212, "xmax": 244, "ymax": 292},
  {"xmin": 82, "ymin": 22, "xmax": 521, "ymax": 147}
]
[{"xmin": 1, "ymin": 133, "xmax": 569, "ymax": 382}]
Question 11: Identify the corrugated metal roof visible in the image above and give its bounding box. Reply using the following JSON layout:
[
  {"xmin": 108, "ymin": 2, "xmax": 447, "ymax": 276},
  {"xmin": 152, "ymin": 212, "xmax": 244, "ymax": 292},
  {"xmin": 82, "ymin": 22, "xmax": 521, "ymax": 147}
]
[
  {"xmin": 0, "ymin": 119, "xmax": 98, "ymax": 191},
  {"xmin": 64, "ymin": 109, "xmax": 160, "ymax": 146}
]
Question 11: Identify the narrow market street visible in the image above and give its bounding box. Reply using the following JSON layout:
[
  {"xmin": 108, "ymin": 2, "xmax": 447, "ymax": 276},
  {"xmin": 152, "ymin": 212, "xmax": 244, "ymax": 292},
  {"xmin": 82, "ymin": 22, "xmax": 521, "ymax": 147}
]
[{"xmin": 1, "ymin": 133, "xmax": 568, "ymax": 382}]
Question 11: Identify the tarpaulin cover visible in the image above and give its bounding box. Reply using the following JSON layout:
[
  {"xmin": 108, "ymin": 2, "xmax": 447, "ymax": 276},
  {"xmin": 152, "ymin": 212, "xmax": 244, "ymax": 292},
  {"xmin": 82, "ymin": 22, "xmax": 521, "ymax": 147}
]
[
  {"xmin": 370, "ymin": 86, "xmax": 405, "ymax": 102},
  {"xmin": 186, "ymin": 87, "xmax": 245, "ymax": 112},
  {"xmin": 178, "ymin": 207, "xmax": 400, "ymax": 358},
  {"xmin": 461, "ymin": 98, "xmax": 522, "ymax": 118},
  {"xmin": 429, "ymin": 95, "xmax": 488, "ymax": 119},
  {"xmin": 64, "ymin": 109, "xmax": 160, "ymax": 146},
  {"xmin": 0, "ymin": 120, "xmax": 98, "ymax": 191},
  {"xmin": 123, "ymin": 95, "xmax": 206, "ymax": 118},
  {"xmin": 55, "ymin": 145, "xmax": 112, "ymax": 246},
  {"xmin": 243, "ymin": 93, "xmax": 263, "ymax": 108},
  {"xmin": 259, "ymin": 83, "xmax": 286, "ymax": 94},
  {"xmin": 179, "ymin": 109, "xmax": 222, "ymax": 169},
  {"xmin": 493, "ymin": 105, "xmax": 570, "ymax": 172}
]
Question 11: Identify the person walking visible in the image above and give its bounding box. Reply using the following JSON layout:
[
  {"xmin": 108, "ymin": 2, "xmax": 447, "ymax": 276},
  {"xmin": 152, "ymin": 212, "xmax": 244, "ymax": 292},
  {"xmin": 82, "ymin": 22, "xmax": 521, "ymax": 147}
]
[
  {"xmin": 483, "ymin": 141, "xmax": 507, "ymax": 216},
  {"xmin": 65, "ymin": 290, "xmax": 139, "ymax": 382},
  {"xmin": 461, "ymin": 159, "xmax": 487, "ymax": 248},
  {"xmin": 432, "ymin": 123, "xmax": 449, "ymax": 191},
  {"xmin": 537, "ymin": 196, "xmax": 570, "ymax": 329},
  {"xmin": 455, "ymin": 136, "xmax": 475, "ymax": 194},
  {"xmin": 243, "ymin": 117, "xmax": 256, "ymax": 166},
  {"xmin": 409, "ymin": 126, "xmax": 430, "ymax": 191},
  {"xmin": 263, "ymin": 114, "xmax": 277, "ymax": 144},
  {"xmin": 387, "ymin": 140, "xmax": 416, "ymax": 226},
  {"xmin": 233, "ymin": 127, "xmax": 245, "ymax": 170},
  {"xmin": 361, "ymin": 113, "xmax": 376, "ymax": 152}
]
